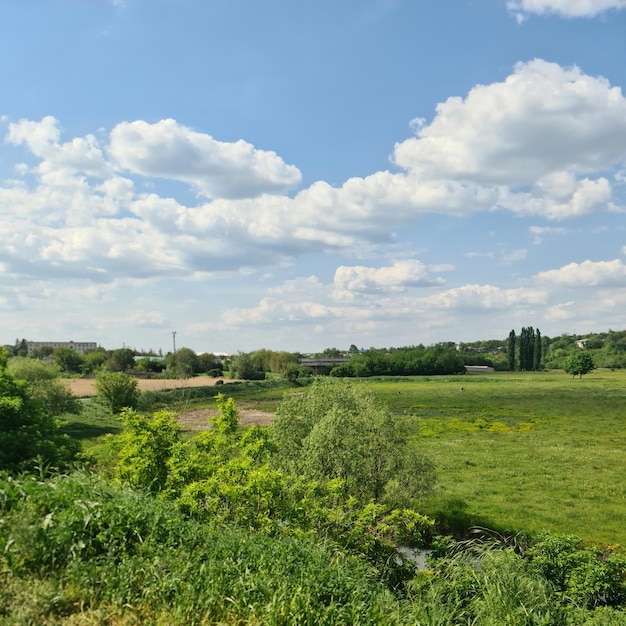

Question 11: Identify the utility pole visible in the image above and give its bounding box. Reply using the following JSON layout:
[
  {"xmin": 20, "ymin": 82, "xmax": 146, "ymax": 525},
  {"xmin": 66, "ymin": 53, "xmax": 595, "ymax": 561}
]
[{"xmin": 172, "ymin": 331, "xmax": 177, "ymax": 354}]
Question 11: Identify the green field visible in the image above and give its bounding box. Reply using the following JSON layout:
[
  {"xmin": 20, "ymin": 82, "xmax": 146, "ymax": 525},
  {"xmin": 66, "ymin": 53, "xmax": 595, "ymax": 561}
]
[{"xmin": 345, "ymin": 370, "xmax": 626, "ymax": 546}]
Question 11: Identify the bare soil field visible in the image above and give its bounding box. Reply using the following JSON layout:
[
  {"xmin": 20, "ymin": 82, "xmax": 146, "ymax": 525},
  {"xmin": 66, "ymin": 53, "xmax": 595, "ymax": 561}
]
[
  {"xmin": 65, "ymin": 376, "xmax": 226, "ymax": 397},
  {"xmin": 177, "ymin": 406, "xmax": 275, "ymax": 431},
  {"xmin": 65, "ymin": 376, "xmax": 274, "ymax": 430}
]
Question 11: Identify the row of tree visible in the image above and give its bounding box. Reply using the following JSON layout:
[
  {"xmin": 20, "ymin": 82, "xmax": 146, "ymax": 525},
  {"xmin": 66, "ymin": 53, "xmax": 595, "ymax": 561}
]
[{"xmin": 507, "ymin": 326, "xmax": 545, "ymax": 371}]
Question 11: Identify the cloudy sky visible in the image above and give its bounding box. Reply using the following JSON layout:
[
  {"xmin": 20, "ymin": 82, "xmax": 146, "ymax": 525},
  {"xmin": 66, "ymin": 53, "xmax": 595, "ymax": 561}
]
[{"xmin": 1, "ymin": 0, "xmax": 626, "ymax": 354}]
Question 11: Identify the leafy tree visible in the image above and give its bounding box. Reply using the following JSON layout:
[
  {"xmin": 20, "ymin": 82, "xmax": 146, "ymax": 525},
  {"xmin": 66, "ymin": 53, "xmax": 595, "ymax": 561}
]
[
  {"xmin": 7, "ymin": 357, "xmax": 81, "ymax": 419},
  {"xmin": 197, "ymin": 352, "xmax": 222, "ymax": 374},
  {"xmin": 15, "ymin": 338, "xmax": 28, "ymax": 357},
  {"xmin": 105, "ymin": 347, "xmax": 136, "ymax": 372},
  {"xmin": 213, "ymin": 393, "xmax": 239, "ymax": 434},
  {"xmin": 272, "ymin": 378, "xmax": 433, "ymax": 504},
  {"xmin": 564, "ymin": 352, "xmax": 595, "ymax": 379},
  {"xmin": 507, "ymin": 329, "xmax": 516, "ymax": 371},
  {"xmin": 95, "ymin": 371, "xmax": 139, "ymax": 414},
  {"xmin": 31, "ymin": 345, "xmax": 55, "ymax": 360},
  {"xmin": 135, "ymin": 356, "xmax": 165, "ymax": 373},
  {"xmin": 80, "ymin": 347, "xmax": 107, "ymax": 374},
  {"xmin": 519, "ymin": 326, "xmax": 535, "ymax": 371},
  {"xmin": 115, "ymin": 408, "xmax": 181, "ymax": 494},
  {"xmin": 53, "ymin": 346, "xmax": 84, "ymax": 374},
  {"xmin": 232, "ymin": 352, "xmax": 265, "ymax": 380},
  {"xmin": 0, "ymin": 349, "xmax": 78, "ymax": 471}
]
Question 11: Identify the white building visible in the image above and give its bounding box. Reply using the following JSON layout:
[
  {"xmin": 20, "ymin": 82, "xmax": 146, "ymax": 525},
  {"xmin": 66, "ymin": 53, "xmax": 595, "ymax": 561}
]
[{"xmin": 27, "ymin": 340, "xmax": 99, "ymax": 356}]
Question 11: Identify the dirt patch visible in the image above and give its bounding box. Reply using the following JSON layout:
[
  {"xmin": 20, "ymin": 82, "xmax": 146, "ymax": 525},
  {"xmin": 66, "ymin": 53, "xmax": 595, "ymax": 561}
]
[
  {"xmin": 177, "ymin": 406, "xmax": 275, "ymax": 431},
  {"xmin": 65, "ymin": 376, "xmax": 226, "ymax": 397}
]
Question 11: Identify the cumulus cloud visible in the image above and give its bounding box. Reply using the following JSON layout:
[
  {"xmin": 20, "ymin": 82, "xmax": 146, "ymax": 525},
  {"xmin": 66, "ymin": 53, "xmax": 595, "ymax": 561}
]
[
  {"xmin": 394, "ymin": 60, "xmax": 626, "ymax": 187},
  {"xmin": 536, "ymin": 259, "xmax": 626, "ymax": 286},
  {"xmin": 507, "ymin": 0, "xmax": 626, "ymax": 19},
  {"xmin": 108, "ymin": 119, "xmax": 302, "ymax": 199},
  {"xmin": 333, "ymin": 260, "xmax": 445, "ymax": 300}
]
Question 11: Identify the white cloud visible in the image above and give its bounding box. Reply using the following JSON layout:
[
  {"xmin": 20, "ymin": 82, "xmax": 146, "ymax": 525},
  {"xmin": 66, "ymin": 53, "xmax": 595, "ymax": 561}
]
[
  {"xmin": 393, "ymin": 60, "xmax": 626, "ymax": 187},
  {"xmin": 333, "ymin": 260, "xmax": 445, "ymax": 300},
  {"xmin": 421, "ymin": 284, "xmax": 546, "ymax": 310},
  {"xmin": 507, "ymin": 0, "xmax": 626, "ymax": 19},
  {"xmin": 536, "ymin": 259, "xmax": 626, "ymax": 287},
  {"xmin": 108, "ymin": 119, "xmax": 302, "ymax": 199}
]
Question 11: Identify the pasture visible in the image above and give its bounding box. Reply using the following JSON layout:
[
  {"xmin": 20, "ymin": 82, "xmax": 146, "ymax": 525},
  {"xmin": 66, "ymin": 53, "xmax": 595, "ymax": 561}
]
[{"xmin": 365, "ymin": 370, "xmax": 626, "ymax": 545}]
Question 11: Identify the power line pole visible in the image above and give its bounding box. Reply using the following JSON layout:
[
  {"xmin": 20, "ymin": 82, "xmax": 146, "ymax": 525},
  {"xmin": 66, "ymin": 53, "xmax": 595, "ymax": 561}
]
[{"xmin": 172, "ymin": 331, "xmax": 177, "ymax": 354}]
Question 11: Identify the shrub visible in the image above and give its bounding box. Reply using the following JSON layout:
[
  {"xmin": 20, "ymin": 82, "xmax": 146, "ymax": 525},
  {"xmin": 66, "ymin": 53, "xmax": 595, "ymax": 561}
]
[{"xmin": 95, "ymin": 371, "xmax": 139, "ymax": 414}]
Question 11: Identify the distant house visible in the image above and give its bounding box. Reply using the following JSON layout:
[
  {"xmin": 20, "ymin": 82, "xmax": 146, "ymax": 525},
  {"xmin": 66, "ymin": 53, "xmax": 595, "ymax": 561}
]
[
  {"xmin": 464, "ymin": 365, "xmax": 495, "ymax": 374},
  {"xmin": 27, "ymin": 340, "xmax": 98, "ymax": 356}
]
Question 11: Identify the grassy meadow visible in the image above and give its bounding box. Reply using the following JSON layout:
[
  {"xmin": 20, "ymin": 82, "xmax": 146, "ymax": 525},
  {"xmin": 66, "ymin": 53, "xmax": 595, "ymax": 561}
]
[{"xmin": 358, "ymin": 370, "xmax": 626, "ymax": 545}]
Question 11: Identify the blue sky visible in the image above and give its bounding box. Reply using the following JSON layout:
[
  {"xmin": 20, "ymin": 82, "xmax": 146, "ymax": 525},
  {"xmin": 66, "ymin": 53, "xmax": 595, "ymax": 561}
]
[{"xmin": 1, "ymin": 0, "xmax": 626, "ymax": 354}]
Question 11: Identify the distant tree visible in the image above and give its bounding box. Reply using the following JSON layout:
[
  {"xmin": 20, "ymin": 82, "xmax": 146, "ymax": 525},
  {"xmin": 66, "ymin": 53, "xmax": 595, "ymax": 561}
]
[
  {"xmin": 81, "ymin": 348, "xmax": 107, "ymax": 374},
  {"xmin": 519, "ymin": 326, "xmax": 537, "ymax": 371},
  {"xmin": 15, "ymin": 338, "xmax": 28, "ymax": 357},
  {"xmin": 31, "ymin": 345, "xmax": 55, "ymax": 360},
  {"xmin": 272, "ymin": 378, "xmax": 434, "ymax": 504},
  {"xmin": 7, "ymin": 357, "xmax": 81, "ymax": 419},
  {"xmin": 564, "ymin": 353, "xmax": 595, "ymax": 379},
  {"xmin": 322, "ymin": 347, "xmax": 342, "ymax": 358},
  {"xmin": 197, "ymin": 352, "xmax": 221, "ymax": 374},
  {"xmin": 348, "ymin": 344, "xmax": 360, "ymax": 354},
  {"xmin": 507, "ymin": 330, "xmax": 516, "ymax": 371},
  {"xmin": 53, "ymin": 347, "xmax": 84, "ymax": 374},
  {"xmin": 105, "ymin": 348, "xmax": 136, "ymax": 372},
  {"xmin": 96, "ymin": 371, "xmax": 139, "ymax": 414},
  {"xmin": 0, "ymin": 349, "xmax": 79, "ymax": 471},
  {"xmin": 232, "ymin": 353, "xmax": 264, "ymax": 380},
  {"xmin": 135, "ymin": 357, "xmax": 165, "ymax": 373},
  {"xmin": 165, "ymin": 347, "xmax": 198, "ymax": 377},
  {"xmin": 534, "ymin": 329, "xmax": 543, "ymax": 371}
]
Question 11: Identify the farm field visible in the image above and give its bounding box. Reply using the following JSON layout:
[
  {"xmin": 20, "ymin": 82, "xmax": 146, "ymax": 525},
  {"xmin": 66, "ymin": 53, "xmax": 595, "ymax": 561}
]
[{"xmin": 65, "ymin": 374, "xmax": 225, "ymax": 396}]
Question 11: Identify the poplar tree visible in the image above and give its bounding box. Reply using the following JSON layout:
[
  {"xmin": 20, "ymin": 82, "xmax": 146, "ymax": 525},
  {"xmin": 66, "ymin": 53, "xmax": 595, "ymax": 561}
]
[{"xmin": 507, "ymin": 329, "xmax": 516, "ymax": 371}]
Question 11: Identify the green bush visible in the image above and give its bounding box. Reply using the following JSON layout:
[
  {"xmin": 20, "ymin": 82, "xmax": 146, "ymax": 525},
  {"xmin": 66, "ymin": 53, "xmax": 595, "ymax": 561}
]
[{"xmin": 95, "ymin": 371, "xmax": 139, "ymax": 414}]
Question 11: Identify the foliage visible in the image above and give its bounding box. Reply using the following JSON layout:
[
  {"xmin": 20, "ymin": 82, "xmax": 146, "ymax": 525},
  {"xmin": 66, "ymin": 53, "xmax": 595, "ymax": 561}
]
[
  {"xmin": 272, "ymin": 377, "xmax": 434, "ymax": 504},
  {"xmin": 113, "ymin": 394, "xmax": 434, "ymax": 580},
  {"xmin": 114, "ymin": 408, "xmax": 181, "ymax": 494},
  {"xmin": 95, "ymin": 371, "xmax": 139, "ymax": 414},
  {"xmin": 0, "ymin": 350, "xmax": 79, "ymax": 472},
  {"xmin": 330, "ymin": 345, "xmax": 466, "ymax": 378},
  {"xmin": 7, "ymin": 357, "xmax": 81, "ymax": 419},
  {"xmin": 564, "ymin": 351, "xmax": 596, "ymax": 378},
  {"xmin": 507, "ymin": 329, "xmax": 516, "ymax": 371},
  {"xmin": 0, "ymin": 471, "xmax": 416, "ymax": 625},
  {"xmin": 104, "ymin": 347, "xmax": 136, "ymax": 372},
  {"xmin": 52, "ymin": 346, "xmax": 83, "ymax": 374},
  {"xmin": 2, "ymin": 471, "xmax": 624, "ymax": 623},
  {"xmin": 524, "ymin": 533, "xmax": 626, "ymax": 609},
  {"xmin": 80, "ymin": 347, "xmax": 107, "ymax": 374},
  {"xmin": 212, "ymin": 392, "xmax": 239, "ymax": 434},
  {"xmin": 231, "ymin": 351, "xmax": 266, "ymax": 380}
]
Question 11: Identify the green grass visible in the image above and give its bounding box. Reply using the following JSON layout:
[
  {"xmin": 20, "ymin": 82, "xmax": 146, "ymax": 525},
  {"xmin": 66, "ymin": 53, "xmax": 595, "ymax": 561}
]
[{"xmin": 358, "ymin": 371, "xmax": 626, "ymax": 545}]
